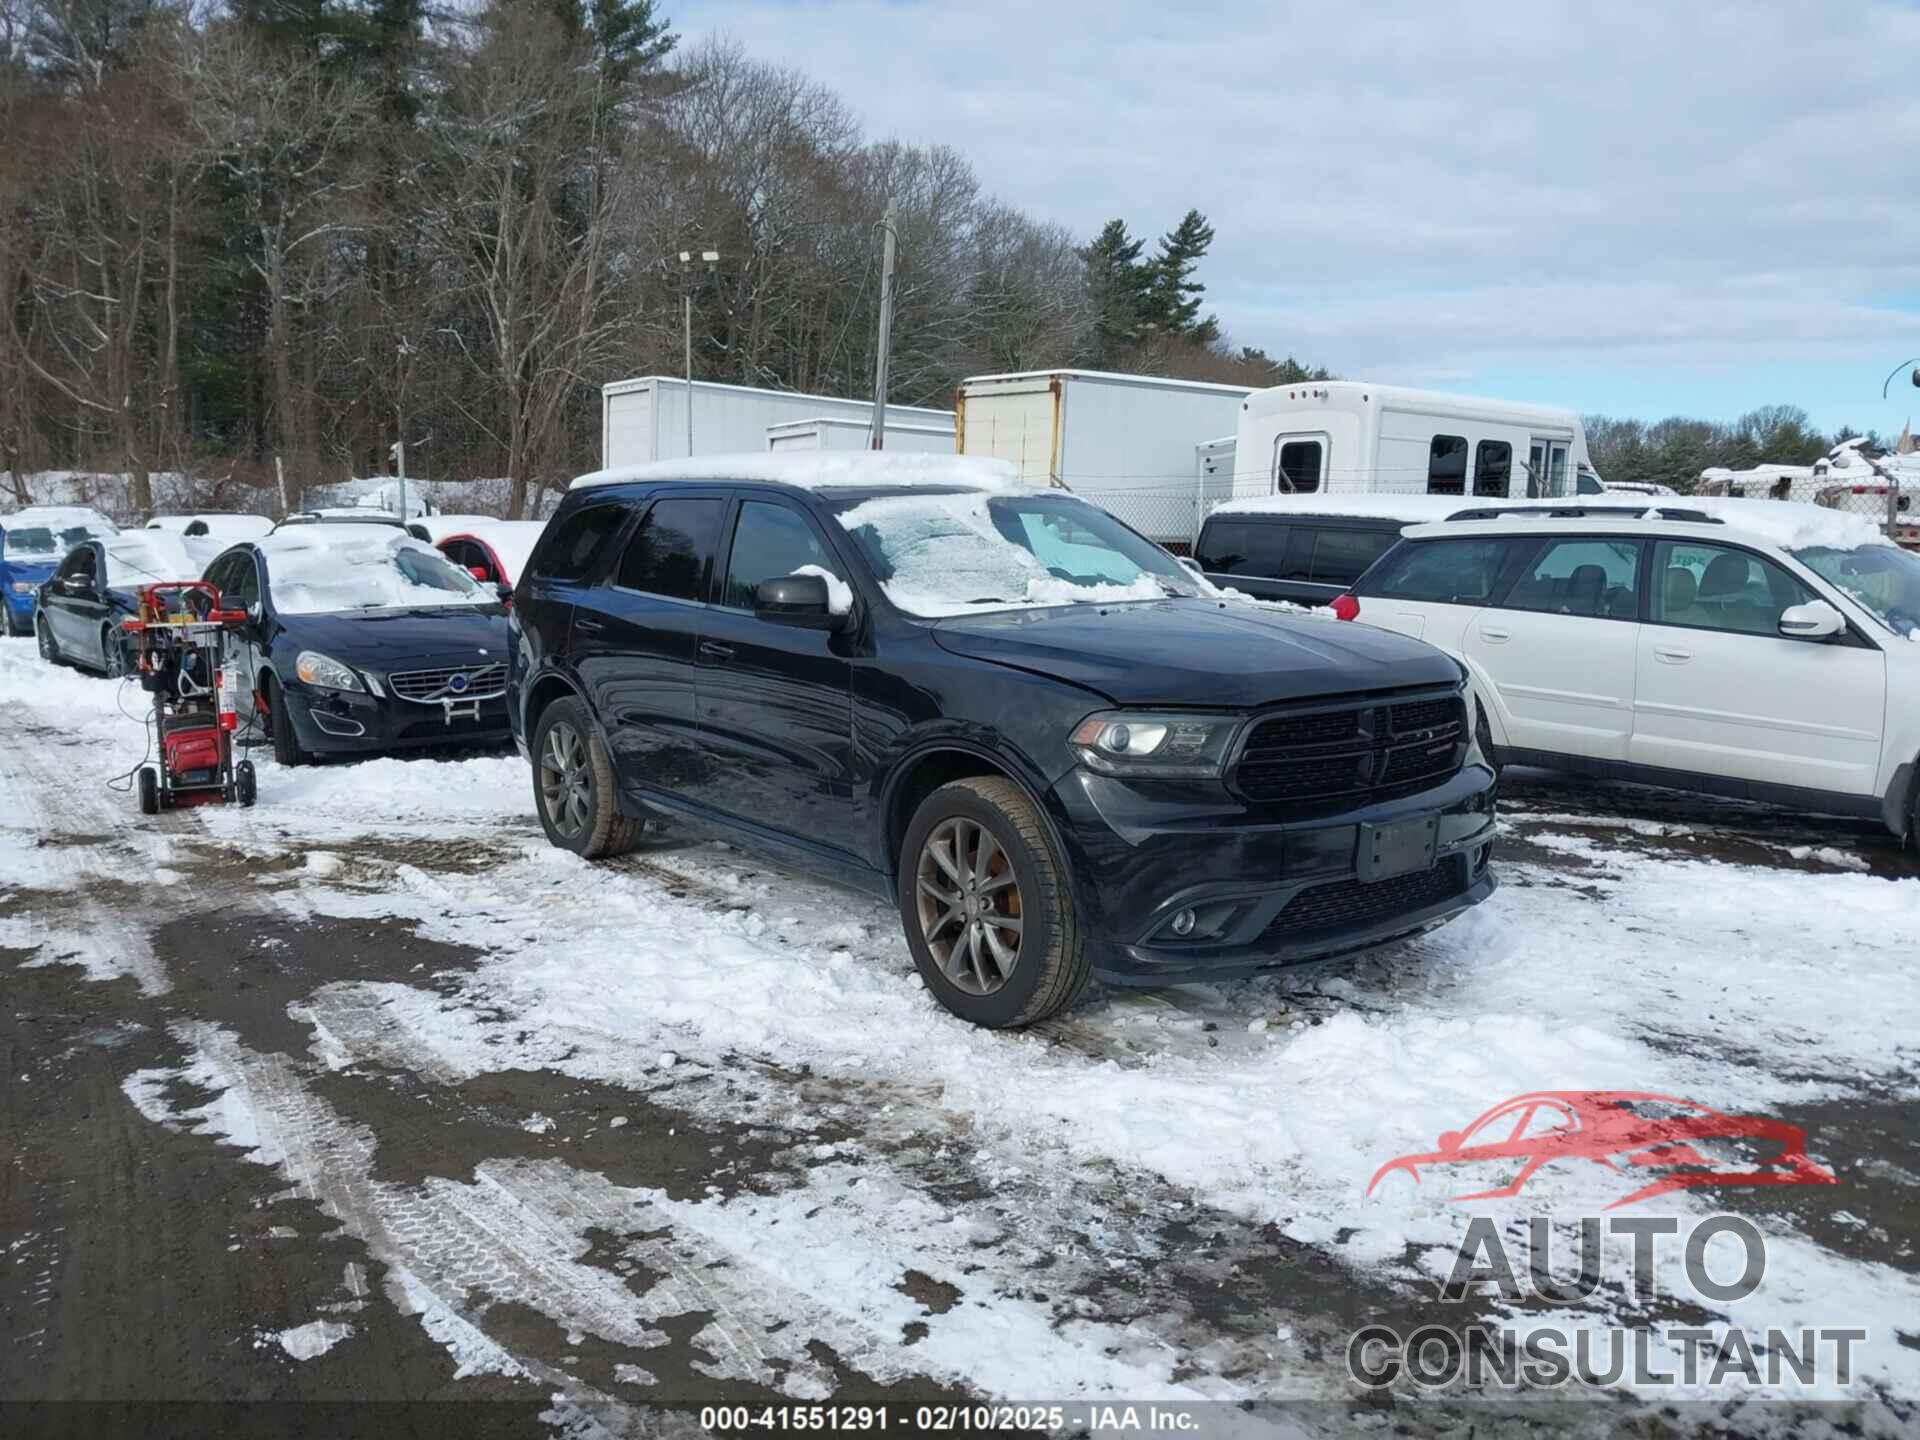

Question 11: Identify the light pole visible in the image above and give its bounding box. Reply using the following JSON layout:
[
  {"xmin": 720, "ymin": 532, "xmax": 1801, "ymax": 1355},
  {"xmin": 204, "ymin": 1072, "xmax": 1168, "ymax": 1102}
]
[{"xmin": 678, "ymin": 249, "xmax": 720, "ymax": 457}]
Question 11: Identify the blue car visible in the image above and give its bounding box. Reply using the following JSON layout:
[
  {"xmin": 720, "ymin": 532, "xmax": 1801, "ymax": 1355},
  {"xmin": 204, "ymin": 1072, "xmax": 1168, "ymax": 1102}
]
[
  {"xmin": 201, "ymin": 527, "xmax": 512, "ymax": 765},
  {"xmin": 2, "ymin": 506, "xmax": 119, "ymax": 637}
]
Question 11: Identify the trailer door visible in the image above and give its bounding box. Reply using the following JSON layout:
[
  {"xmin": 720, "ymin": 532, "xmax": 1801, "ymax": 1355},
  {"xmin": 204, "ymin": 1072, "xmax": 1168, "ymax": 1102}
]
[
  {"xmin": 1526, "ymin": 438, "xmax": 1571, "ymax": 497},
  {"xmin": 604, "ymin": 388, "xmax": 655, "ymax": 468}
]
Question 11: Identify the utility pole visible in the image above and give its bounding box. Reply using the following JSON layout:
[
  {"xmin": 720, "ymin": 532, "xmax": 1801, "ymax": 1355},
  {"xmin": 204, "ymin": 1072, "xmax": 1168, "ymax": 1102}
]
[
  {"xmin": 679, "ymin": 249, "xmax": 720, "ymax": 457},
  {"xmin": 869, "ymin": 200, "xmax": 897, "ymax": 449},
  {"xmin": 395, "ymin": 435, "xmax": 406, "ymax": 524}
]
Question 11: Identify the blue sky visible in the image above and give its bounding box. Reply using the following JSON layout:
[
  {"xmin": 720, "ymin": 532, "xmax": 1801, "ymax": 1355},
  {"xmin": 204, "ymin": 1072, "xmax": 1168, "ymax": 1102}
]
[{"xmin": 680, "ymin": 0, "xmax": 1920, "ymax": 435}]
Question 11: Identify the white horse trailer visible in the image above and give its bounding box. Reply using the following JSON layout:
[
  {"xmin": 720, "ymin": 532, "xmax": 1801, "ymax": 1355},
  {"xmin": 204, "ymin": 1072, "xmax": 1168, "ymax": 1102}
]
[
  {"xmin": 602, "ymin": 376, "xmax": 951, "ymax": 467},
  {"xmin": 1231, "ymin": 381, "xmax": 1597, "ymax": 501},
  {"xmin": 955, "ymin": 369, "xmax": 1252, "ymax": 543},
  {"xmin": 765, "ymin": 415, "xmax": 954, "ymax": 453}
]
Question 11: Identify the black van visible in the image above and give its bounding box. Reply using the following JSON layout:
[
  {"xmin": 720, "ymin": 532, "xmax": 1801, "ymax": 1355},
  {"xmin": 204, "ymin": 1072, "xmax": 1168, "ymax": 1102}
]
[
  {"xmin": 508, "ymin": 457, "xmax": 1498, "ymax": 1030},
  {"xmin": 1193, "ymin": 503, "xmax": 1461, "ymax": 606}
]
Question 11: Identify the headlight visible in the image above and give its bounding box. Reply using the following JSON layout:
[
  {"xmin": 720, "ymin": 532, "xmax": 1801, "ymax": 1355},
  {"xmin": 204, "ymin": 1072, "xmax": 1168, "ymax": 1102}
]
[
  {"xmin": 1068, "ymin": 711, "xmax": 1242, "ymax": 778},
  {"xmin": 11, "ymin": 581, "xmax": 32, "ymax": 594},
  {"xmin": 295, "ymin": 650, "xmax": 364, "ymax": 692}
]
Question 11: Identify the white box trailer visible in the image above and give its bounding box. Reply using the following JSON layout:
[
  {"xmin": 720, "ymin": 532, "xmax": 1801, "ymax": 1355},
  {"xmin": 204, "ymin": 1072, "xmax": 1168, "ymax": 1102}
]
[
  {"xmin": 1232, "ymin": 381, "xmax": 1597, "ymax": 502},
  {"xmin": 766, "ymin": 414, "xmax": 954, "ymax": 454},
  {"xmin": 955, "ymin": 369, "xmax": 1253, "ymax": 543},
  {"xmin": 602, "ymin": 376, "xmax": 952, "ymax": 467}
]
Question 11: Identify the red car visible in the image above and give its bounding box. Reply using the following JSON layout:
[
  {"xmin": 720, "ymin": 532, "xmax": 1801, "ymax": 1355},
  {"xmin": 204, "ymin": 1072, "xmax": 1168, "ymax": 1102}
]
[
  {"xmin": 432, "ymin": 520, "xmax": 548, "ymax": 594},
  {"xmin": 1367, "ymin": 1091, "xmax": 1836, "ymax": 1209}
]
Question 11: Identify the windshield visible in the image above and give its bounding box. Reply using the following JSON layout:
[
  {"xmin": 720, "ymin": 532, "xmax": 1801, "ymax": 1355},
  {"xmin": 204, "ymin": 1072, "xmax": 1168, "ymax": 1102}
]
[
  {"xmin": 1792, "ymin": 544, "xmax": 1920, "ymax": 640},
  {"xmin": 267, "ymin": 535, "xmax": 499, "ymax": 615},
  {"xmin": 5, "ymin": 524, "xmax": 107, "ymax": 560},
  {"xmin": 828, "ymin": 490, "xmax": 1199, "ymax": 617}
]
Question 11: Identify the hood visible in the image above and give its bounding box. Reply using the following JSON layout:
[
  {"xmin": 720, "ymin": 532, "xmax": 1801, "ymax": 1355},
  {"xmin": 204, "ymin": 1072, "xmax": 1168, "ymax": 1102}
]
[
  {"xmin": 930, "ymin": 599, "xmax": 1462, "ymax": 707},
  {"xmin": 278, "ymin": 605, "xmax": 509, "ymax": 673},
  {"xmin": 7, "ymin": 558, "xmax": 57, "ymax": 582}
]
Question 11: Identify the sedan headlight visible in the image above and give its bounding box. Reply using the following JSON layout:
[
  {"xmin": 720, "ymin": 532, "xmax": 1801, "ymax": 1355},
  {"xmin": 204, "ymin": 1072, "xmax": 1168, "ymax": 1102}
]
[
  {"xmin": 1068, "ymin": 711, "xmax": 1242, "ymax": 778},
  {"xmin": 11, "ymin": 581, "xmax": 33, "ymax": 594},
  {"xmin": 295, "ymin": 650, "xmax": 365, "ymax": 692}
]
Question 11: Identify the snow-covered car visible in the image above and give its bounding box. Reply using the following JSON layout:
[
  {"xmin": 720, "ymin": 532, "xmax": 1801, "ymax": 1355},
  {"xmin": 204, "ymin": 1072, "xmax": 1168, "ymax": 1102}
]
[
  {"xmin": 272, "ymin": 511, "xmax": 434, "ymax": 542},
  {"xmin": 202, "ymin": 528, "xmax": 512, "ymax": 765},
  {"xmin": 1597, "ymin": 480, "xmax": 1679, "ymax": 498},
  {"xmin": 434, "ymin": 520, "xmax": 548, "ymax": 590},
  {"xmin": 509, "ymin": 453, "xmax": 1498, "ymax": 1029},
  {"xmin": 144, "ymin": 512, "xmax": 275, "ymax": 540},
  {"xmin": 1, "ymin": 505, "xmax": 119, "ymax": 637},
  {"xmin": 36, "ymin": 531, "xmax": 222, "ymax": 675},
  {"xmin": 1334, "ymin": 500, "xmax": 1920, "ymax": 835}
]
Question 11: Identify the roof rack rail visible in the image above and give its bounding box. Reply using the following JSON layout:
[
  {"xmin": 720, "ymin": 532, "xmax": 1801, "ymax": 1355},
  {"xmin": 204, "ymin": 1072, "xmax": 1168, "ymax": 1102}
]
[{"xmin": 1445, "ymin": 505, "xmax": 1725, "ymax": 525}]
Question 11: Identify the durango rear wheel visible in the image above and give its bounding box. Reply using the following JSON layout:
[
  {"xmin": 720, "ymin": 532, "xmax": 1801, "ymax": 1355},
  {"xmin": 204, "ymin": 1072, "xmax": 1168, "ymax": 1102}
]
[
  {"xmin": 899, "ymin": 777, "xmax": 1089, "ymax": 1029},
  {"xmin": 532, "ymin": 697, "xmax": 640, "ymax": 859}
]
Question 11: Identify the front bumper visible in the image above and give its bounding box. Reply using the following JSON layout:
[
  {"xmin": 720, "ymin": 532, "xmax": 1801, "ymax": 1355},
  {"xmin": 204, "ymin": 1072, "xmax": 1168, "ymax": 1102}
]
[
  {"xmin": 1047, "ymin": 761, "xmax": 1499, "ymax": 984},
  {"xmin": 282, "ymin": 679, "xmax": 511, "ymax": 757}
]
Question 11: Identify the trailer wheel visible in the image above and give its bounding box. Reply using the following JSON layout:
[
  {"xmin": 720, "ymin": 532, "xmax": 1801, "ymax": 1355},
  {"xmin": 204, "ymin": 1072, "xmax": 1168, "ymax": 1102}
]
[
  {"xmin": 236, "ymin": 760, "xmax": 257, "ymax": 808},
  {"xmin": 138, "ymin": 766, "xmax": 159, "ymax": 816}
]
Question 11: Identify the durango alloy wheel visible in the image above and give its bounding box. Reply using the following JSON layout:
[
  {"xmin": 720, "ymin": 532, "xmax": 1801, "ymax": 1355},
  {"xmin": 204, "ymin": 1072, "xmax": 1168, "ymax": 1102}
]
[
  {"xmin": 899, "ymin": 777, "xmax": 1090, "ymax": 1029},
  {"xmin": 531, "ymin": 697, "xmax": 639, "ymax": 859}
]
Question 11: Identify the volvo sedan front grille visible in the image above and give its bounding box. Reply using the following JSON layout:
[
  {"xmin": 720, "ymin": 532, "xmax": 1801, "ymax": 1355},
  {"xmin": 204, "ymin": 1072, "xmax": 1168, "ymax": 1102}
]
[
  {"xmin": 1232, "ymin": 691, "xmax": 1466, "ymax": 806},
  {"xmin": 387, "ymin": 662, "xmax": 507, "ymax": 704}
]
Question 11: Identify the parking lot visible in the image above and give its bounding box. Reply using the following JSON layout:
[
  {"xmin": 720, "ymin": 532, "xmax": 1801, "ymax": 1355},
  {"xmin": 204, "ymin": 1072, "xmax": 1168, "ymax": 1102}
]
[{"xmin": 2, "ymin": 636, "xmax": 1916, "ymax": 1437}]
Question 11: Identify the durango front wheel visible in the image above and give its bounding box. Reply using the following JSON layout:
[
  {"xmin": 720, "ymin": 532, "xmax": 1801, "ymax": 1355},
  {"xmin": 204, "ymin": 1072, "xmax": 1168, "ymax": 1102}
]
[
  {"xmin": 898, "ymin": 777, "xmax": 1089, "ymax": 1029},
  {"xmin": 531, "ymin": 698, "xmax": 639, "ymax": 859}
]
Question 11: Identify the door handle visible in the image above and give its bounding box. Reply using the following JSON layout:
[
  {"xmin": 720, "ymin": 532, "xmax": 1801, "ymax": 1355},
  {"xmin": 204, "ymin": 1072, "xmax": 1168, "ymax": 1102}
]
[
  {"xmin": 699, "ymin": 641, "xmax": 734, "ymax": 661},
  {"xmin": 574, "ymin": 617, "xmax": 605, "ymax": 634},
  {"xmin": 1653, "ymin": 645, "xmax": 1692, "ymax": 664},
  {"xmin": 1478, "ymin": 626, "xmax": 1511, "ymax": 643}
]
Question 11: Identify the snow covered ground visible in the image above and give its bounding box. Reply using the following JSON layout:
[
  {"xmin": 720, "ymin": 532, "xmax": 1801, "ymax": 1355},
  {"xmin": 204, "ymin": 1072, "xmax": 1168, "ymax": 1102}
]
[{"xmin": 2, "ymin": 635, "xmax": 1916, "ymax": 1434}]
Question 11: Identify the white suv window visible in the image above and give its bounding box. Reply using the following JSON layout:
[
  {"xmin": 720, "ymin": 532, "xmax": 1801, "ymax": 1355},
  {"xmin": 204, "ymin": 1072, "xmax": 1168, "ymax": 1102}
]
[
  {"xmin": 1363, "ymin": 537, "xmax": 1514, "ymax": 605},
  {"xmin": 1503, "ymin": 539, "xmax": 1640, "ymax": 620},
  {"xmin": 1652, "ymin": 541, "xmax": 1814, "ymax": 636}
]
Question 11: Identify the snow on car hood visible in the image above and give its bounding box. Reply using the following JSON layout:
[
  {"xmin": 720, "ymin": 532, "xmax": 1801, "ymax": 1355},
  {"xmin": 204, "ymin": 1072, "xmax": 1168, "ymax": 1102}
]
[{"xmin": 931, "ymin": 596, "xmax": 1462, "ymax": 707}]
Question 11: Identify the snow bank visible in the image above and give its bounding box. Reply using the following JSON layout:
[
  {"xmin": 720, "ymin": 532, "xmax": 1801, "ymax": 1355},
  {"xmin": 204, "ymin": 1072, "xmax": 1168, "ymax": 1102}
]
[{"xmin": 570, "ymin": 452, "xmax": 1020, "ymax": 493}]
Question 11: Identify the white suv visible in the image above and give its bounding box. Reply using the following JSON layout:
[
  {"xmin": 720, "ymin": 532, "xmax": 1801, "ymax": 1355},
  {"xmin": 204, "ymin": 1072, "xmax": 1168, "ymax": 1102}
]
[{"xmin": 1331, "ymin": 501, "xmax": 1920, "ymax": 835}]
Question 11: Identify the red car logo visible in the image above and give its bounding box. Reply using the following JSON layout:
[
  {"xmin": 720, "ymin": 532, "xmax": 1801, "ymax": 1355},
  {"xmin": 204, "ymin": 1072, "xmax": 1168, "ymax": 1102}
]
[{"xmin": 1367, "ymin": 1091, "xmax": 1837, "ymax": 1210}]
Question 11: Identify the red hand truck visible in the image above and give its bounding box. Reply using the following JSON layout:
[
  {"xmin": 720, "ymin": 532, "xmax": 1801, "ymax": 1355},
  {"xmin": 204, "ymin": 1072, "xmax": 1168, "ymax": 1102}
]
[{"xmin": 119, "ymin": 581, "xmax": 258, "ymax": 813}]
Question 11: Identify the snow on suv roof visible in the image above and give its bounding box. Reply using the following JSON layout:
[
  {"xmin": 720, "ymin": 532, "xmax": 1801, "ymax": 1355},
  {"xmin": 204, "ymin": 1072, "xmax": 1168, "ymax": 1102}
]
[
  {"xmin": 569, "ymin": 452, "xmax": 1020, "ymax": 493},
  {"xmin": 1405, "ymin": 496, "xmax": 1893, "ymax": 552}
]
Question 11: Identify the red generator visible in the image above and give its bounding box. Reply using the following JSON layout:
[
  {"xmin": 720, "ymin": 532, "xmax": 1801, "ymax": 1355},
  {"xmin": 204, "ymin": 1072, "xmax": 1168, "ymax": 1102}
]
[{"xmin": 121, "ymin": 581, "xmax": 258, "ymax": 813}]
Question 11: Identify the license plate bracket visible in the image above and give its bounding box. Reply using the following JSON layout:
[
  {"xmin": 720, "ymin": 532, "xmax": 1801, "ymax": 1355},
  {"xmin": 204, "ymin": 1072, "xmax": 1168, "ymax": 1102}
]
[{"xmin": 1358, "ymin": 815, "xmax": 1439, "ymax": 882}]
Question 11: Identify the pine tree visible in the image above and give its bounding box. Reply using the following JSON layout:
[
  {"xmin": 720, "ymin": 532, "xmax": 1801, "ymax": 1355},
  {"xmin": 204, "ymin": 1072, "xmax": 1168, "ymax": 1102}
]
[
  {"xmin": 1081, "ymin": 219, "xmax": 1151, "ymax": 368},
  {"xmin": 549, "ymin": 0, "xmax": 676, "ymax": 82},
  {"xmin": 1142, "ymin": 208, "xmax": 1217, "ymax": 340}
]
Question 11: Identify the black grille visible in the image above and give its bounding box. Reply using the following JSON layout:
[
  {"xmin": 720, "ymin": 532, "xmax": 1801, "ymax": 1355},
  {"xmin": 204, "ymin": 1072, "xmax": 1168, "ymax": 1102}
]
[
  {"xmin": 1234, "ymin": 692, "xmax": 1466, "ymax": 806},
  {"xmin": 1267, "ymin": 861, "xmax": 1464, "ymax": 938},
  {"xmin": 388, "ymin": 662, "xmax": 507, "ymax": 703}
]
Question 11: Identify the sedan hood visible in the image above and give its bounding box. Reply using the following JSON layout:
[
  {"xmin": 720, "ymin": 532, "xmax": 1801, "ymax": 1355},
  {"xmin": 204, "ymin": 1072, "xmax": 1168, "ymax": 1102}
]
[
  {"xmin": 279, "ymin": 606, "xmax": 509, "ymax": 672},
  {"xmin": 930, "ymin": 599, "xmax": 1461, "ymax": 707}
]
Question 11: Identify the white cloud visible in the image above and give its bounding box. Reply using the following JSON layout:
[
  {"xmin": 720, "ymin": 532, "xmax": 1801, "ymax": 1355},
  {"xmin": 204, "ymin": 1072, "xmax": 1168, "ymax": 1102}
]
[{"xmin": 679, "ymin": 0, "xmax": 1920, "ymax": 410}]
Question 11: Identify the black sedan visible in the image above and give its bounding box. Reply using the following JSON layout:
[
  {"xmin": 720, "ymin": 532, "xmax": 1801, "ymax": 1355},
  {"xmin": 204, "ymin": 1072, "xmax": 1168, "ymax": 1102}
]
[
  {"xmin": 202, "ymin": 528, "xmax": 512, "ymax": 765},
  {"xmin": 37, "ymin": 532, "xmax": 221, "ymax": 675}
]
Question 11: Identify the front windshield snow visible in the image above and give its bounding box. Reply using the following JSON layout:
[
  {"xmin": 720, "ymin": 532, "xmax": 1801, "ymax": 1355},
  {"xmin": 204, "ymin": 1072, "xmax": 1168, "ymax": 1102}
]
[
  {"xmin": 829, "ymin": 490, "xmax": 1198, "ymax": 618},
  {"xmin": 4, "ymin": 524, "xmax": 107, "ymax": 560},
  {"xmin": 267, "ymin": 534, "xmax": 498, "ymax": 615},
  {"xmin": 1793, "ymin": 543, "xmax": 1920, "ymax": 640}
]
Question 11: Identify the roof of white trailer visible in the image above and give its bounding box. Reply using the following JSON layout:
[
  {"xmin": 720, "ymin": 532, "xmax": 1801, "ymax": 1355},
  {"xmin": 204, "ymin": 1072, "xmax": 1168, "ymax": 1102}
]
[
  {"xmin": 959, "ymin": 368, "xmax": 1254, "ymax": 397},
  {"xmin": 599, "ymin": 374, "xmax": 951, "ymax": 417},
  {"xmin": 570, "ymin": 453, "xmax": 1022, "ymax": 492}
]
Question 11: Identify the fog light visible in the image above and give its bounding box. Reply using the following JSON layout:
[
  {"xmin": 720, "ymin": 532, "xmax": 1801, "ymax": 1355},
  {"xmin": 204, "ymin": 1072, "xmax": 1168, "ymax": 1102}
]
[{"xmin": 1170, "ymin": 908, "xmax": 1197, "ymax": 937}]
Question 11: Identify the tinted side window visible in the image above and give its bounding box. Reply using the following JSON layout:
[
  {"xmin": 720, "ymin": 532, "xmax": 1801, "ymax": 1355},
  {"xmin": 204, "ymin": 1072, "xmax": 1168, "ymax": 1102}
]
[
  {"xmin": 1503, "ymin": 538, "xmax": 1641, "ymax": 619},
  {"xmin": 534, "ymin": 503, "xmax": 627, "ymax": 582},
  {"xmin": 1361, "ymin": 538, "xmax": 1514, "ymax": 605},
  {"xmin": 60, "ymin": 547, "xmax": 96, "ymax": 582},
  {"xmin": 1474, "ymin": 441, "xmax": 1512, "ymax": 498},
  {"xmin": 1427, "ymin": 435, "xmax": 1468, "ymax": 495},
  {"xmin": 1306, "ymin": 528, "xmax": 1398, "ymax": 587},
  {"xmin": 723, "ymin": 501, "xmax": 842, "ymax": 609},
  {"xmin": 1277, "ymin": 440, "xmax": 1322, "ymax": 493},
  {"xmin": 1196, "ymin": 520, "xmax": 1288, "ymax": 578},
  {"xmin": 1651, "ymin": 541, "xmax": 1813, "ymax": 635},
  {"xmin": 229, "ymin": 555, "xmax": 261, "ymax": 608},
  {"xmin": 615, "ymin": 497, "xmax": 725, "ymax": 602}
]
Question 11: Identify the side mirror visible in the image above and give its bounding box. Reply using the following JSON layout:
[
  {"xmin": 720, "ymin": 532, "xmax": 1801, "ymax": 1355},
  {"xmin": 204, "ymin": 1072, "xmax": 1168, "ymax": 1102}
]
[
  {"xmin": 1778, "ymin": 600, "xmax": 1844, "ymax": 640},
  {"xmin": 495, "ymin": 583, "xmax": 513, "ymax": 605},
  {"xmin": 754, "ymin": 574, "xmax": 843, "ymax": 630},
  {"xmin": 1177, "ymin": 556, "xmax": 1204, "ymax": 576},
  {"xmin": 218, "ymin": 592, "xmax": 246, "ymax": 614},
  {"xmin": 246, "ymin": 601, "xmax": 264, "ymax": 631}
]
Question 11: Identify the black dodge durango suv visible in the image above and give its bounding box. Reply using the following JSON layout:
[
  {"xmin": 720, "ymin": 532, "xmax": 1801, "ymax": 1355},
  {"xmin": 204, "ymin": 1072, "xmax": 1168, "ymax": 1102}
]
[{"xmin": 507, "ymin": 455, "xmax": 1497, "ymax": 1028}]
